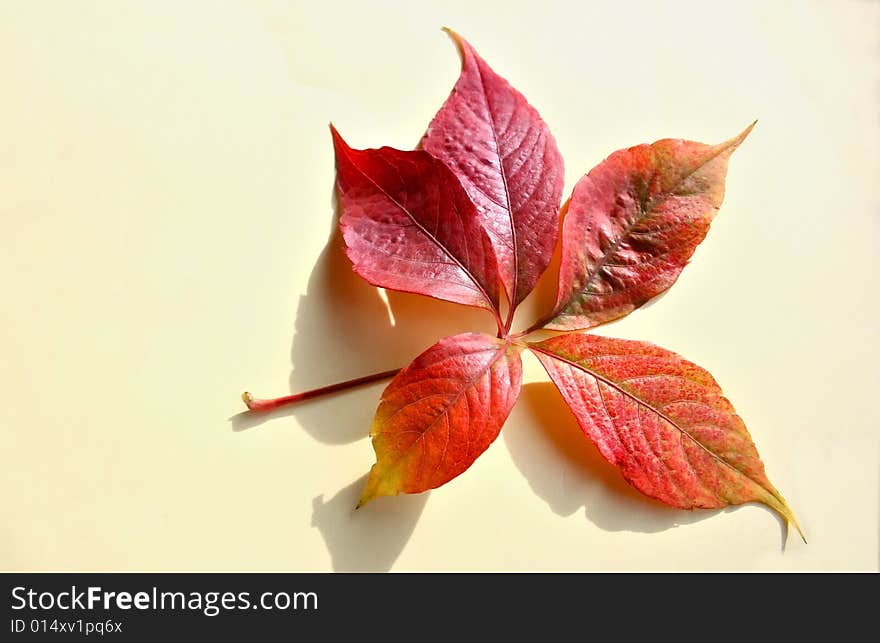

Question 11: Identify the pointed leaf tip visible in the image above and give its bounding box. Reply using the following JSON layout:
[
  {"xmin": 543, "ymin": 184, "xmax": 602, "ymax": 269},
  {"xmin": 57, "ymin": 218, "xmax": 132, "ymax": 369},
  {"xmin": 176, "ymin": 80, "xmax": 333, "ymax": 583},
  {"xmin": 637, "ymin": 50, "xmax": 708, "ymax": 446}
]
[
  {"xmin": 356, "ymin": 470, "xmax": 383, "ymax": 509},
  {"xmin": 783, "ymin": 507, "xmax": 807, "ymax": 544},
  {"xmin": 727, "ymin": 120, "xmax": 757, "ymax": 150},
  {"xmin": 328, "ymin": 123, "xmax": 346, "ymax": 148},
  {"xmin": 440, "ymin": 26, "xmax": 464, "ymax": 47}
]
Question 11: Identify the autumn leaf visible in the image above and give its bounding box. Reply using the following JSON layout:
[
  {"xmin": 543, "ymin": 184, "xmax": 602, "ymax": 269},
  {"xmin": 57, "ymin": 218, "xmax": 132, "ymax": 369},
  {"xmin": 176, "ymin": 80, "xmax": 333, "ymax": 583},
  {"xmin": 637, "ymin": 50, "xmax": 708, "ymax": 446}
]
[
  {"xmin": 242, "ymin": 30, "xmax": 801, "ymax": 543},
  {"xmin": 529, "ymin": 333, "xmax": 803, "ymax": 540},
  {"xmin": 358, "ymin": 332, "xmax": 523, "ymax": 506},
  {"xmin": 545, "ymin": 125, "xmax": 754, "ymax": 331},
  {"xmin": 331, "ymin": 125, "xmax": 503, "ymax": 328},
  {"xmin": 422, "ymin": 29, "xmax": 564, "ymax": 318}
]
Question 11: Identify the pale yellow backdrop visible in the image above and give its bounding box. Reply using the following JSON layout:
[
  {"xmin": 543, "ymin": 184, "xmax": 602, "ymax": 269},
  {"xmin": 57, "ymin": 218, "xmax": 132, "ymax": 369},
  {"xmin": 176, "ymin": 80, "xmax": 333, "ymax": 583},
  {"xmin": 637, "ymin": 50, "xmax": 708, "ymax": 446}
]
[{"xmin": 1, "ymin": 0, "xmax": 877, "ymax": 571}]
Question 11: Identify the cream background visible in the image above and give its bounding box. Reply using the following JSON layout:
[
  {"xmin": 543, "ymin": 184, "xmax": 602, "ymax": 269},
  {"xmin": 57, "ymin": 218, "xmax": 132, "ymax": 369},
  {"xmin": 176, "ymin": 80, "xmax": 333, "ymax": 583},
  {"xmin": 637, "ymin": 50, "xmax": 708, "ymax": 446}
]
[{"xmin": 1, "ymin": 0, "xmax": 877, "ymax": 571}]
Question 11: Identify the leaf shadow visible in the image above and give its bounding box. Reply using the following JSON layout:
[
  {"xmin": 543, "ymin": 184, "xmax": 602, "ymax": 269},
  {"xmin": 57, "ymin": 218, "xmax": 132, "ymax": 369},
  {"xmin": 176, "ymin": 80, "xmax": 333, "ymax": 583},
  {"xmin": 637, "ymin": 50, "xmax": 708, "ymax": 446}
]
[
  {"xmin": 231, "ymin": 185, "xmax": 493, "ymax": 570},
  {"xmin": 311, "ymin": 476, "xmax": 429, "ymax": 572},
  {"xmin": 505, "ymin": 381, "xmax": 730, "ymax": 534},
  {"xmin": 231, "ymin": 188, "xmax": 495, "ymax": 441}
]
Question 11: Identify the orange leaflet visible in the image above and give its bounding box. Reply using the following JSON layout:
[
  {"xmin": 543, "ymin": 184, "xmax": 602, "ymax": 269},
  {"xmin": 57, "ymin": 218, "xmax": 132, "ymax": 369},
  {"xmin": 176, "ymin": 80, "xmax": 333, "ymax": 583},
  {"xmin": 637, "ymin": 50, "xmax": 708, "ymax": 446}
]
[
  {"xmin": 358, "ymin": 333, "xmax": 522, "ymax": 506},
  {"xmin": 546, "ymin": 125, "xmax": 754, "ymax": 331},
  {"xmin": 530, "ymin": 333, "xmax": 803, "ymax": 540},
  {"xmin": 422, "ymin": 30, "xmax": 564, "ymax": 318},
  {"xmin": 332, "ymin": 126, "xmax": 502, "ymax": 330}
]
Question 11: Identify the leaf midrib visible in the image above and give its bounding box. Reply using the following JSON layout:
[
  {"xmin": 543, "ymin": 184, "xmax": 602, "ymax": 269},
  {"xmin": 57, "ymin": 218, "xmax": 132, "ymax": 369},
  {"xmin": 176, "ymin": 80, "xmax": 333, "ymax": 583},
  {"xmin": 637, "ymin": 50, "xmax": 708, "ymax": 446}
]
[{"xmin": 472, "ymin": 54, "xmax": 519, "ymax": 306}]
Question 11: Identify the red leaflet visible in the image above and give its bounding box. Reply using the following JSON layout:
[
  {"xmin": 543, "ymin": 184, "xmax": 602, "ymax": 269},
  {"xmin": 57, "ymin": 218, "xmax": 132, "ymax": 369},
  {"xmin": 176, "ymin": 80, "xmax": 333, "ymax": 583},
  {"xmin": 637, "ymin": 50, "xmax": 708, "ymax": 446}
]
[
  {"xmin": 358, "ymin": 333, "xmax": 523, "ymax": 506},
  {"xmin": 332, "ymin": 126, "xmax": 502, "ymax": 326},
  {"xmin": 422, "ymin": 30, "xmax": 564, "ymax": 318},
  {"xmin": 530, "ymin": 333, "xmax": 803, "ymax": 540},
  {"xmin": 546, "ymin": 125, "xmax": 754, "ymax": 331}
]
